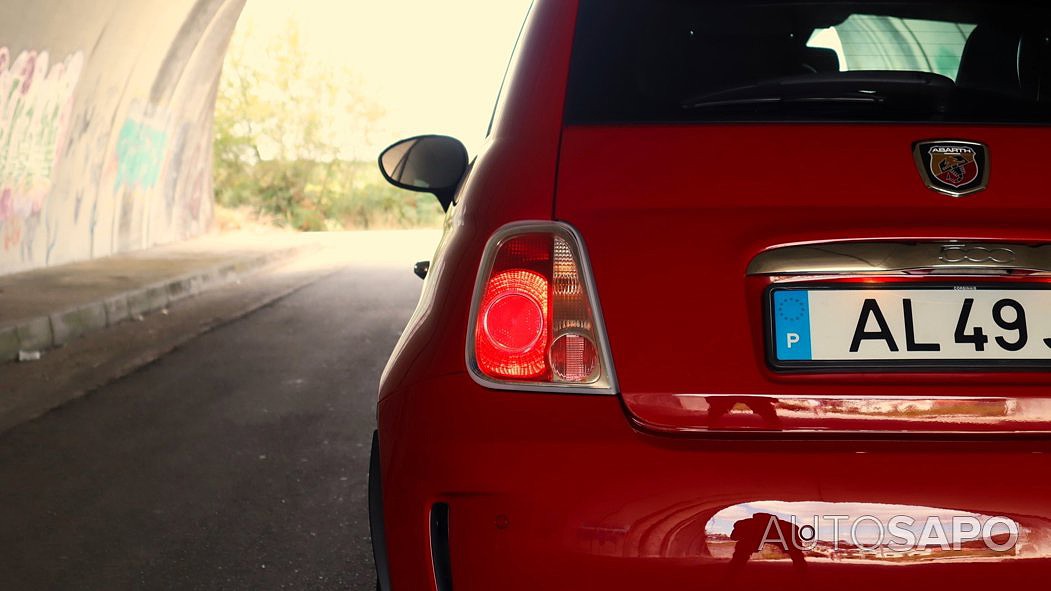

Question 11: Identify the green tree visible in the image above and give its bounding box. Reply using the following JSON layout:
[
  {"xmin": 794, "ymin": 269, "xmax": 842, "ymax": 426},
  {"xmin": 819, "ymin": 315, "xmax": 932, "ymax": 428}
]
[{"xmin": 213, "ymin": 20, "xmax": 442, "ymax": 230}]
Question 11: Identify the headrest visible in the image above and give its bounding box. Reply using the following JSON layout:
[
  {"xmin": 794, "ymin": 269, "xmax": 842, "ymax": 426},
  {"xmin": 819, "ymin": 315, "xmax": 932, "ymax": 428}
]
[
  {"xmin": 802, "ymin": 47, "xmax": 841, "ymax": 73},
  {"xmin": 956, "ymin": 25, "xmax": 1023, "ymax": 95}
]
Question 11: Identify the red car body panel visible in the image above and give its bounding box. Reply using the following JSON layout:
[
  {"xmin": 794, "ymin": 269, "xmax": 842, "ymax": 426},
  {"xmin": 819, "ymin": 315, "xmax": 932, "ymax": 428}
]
[
  {"xmin": 379, "ymin": 375, "xmax": 1051, "ymax": 590},
  {"xmin": 376, "ymin": 0, "xmax": 1051, "ymax": 588}
]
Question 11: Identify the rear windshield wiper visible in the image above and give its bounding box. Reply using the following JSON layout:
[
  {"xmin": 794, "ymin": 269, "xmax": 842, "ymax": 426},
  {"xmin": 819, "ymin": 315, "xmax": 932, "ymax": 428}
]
[
  {"xmin": 684, "ymin": 93, "xmax": 886, "ymax": 110},
  {"xmin": 682, "ymin": 71, "xmax": 955, "ymax": 110}
]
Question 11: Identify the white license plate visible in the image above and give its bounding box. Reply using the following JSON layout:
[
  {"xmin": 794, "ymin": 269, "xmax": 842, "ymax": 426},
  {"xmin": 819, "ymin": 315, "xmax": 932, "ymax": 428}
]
[{"xmin": 769, "ymin": 286, "xmax": 1051, "ymax": 368}]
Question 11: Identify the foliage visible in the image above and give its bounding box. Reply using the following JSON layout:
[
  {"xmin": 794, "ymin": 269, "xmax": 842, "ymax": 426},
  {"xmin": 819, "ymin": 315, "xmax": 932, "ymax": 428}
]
[{"xmin": 213, "ymin": 21, "xmax": 443, "ymax": 230}]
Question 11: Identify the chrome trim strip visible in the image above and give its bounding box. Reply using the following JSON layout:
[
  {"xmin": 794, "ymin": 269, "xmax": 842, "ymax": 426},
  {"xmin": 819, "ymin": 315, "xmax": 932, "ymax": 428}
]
[
  {"xmin": 748, "ymin": 241, "xmax": 1051, "ymax": 276},
  {"xmin": 465, "ymin": 221, "xmax": 619, "ymax": 396},
  {"xmin": 629, "ymin": 394, "xmax": 1051, "ymax": 435}
]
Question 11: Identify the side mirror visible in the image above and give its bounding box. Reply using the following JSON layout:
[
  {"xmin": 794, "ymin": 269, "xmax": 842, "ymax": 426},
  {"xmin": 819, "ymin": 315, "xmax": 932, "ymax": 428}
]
[{"xmin": 378, "ymin": 135, "xmax": 468, "ymax": 211}]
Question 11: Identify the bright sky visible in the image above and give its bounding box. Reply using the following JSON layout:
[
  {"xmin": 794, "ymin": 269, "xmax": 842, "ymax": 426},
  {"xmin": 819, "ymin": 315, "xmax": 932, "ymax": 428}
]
[{"xmin": 236, "ymin": 0, "xmax": 533, "ymax": 157}]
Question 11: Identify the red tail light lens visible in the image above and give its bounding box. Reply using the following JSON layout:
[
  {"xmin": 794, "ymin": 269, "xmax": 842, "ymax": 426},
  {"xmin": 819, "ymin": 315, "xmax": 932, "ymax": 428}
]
[
  {"xmin": 468, "ymin": 223, "xmax": 616, "ymax": 394},
  {"xmin": 475, "ymin": 269, "xmax": 549, "ymax": 378}
]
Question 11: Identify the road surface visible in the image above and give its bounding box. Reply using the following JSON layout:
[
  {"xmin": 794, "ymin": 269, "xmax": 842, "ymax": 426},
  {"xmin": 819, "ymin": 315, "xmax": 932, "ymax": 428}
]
[{"xmin": 0, "ymin": 233, "xmax": 435, "ymax": 589}]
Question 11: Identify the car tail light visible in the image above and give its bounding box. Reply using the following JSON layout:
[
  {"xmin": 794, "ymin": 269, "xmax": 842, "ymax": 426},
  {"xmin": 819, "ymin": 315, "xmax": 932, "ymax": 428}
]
[{"xmin": 467, "ymin": 222, "xmax": 617, "ymax": 394}]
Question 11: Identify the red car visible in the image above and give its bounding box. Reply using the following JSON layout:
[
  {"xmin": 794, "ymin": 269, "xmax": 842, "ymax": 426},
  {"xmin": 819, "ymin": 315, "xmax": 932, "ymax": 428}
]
[{"xmin": 372, "ymin": 1, "xmax": 1051, "ymax": 589}]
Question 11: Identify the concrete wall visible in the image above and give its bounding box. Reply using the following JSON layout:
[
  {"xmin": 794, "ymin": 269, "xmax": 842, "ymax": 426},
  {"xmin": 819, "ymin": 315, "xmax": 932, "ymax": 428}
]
[{"xmin": 0, "ymin": 0, "xmax": 245, "ymax": 275}]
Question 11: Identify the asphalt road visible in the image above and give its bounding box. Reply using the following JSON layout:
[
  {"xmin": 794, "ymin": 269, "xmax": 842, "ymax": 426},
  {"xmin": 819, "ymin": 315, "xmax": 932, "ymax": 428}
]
[{"xmin": 0, "ymin": 246, "xmax": 427, "ymax": 589}]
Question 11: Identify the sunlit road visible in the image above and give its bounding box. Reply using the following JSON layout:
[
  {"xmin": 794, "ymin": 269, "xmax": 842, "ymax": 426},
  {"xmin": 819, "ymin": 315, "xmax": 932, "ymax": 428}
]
[{"xmin": 0, "ymin": 232, "xmax": 436, "ymax": 590}]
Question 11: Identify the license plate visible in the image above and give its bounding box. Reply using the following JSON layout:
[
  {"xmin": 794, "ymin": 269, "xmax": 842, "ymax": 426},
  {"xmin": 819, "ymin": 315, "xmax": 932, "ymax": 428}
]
[{"xmin": 768, "ymin": 285, "xmax": 1051, "ymax": 369}]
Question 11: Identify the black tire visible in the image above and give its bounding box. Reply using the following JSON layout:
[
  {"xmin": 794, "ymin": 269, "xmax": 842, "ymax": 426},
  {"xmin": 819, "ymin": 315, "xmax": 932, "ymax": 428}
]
[{"xmin": 369, "ymin": 431, "xmax": 392, "ymax": 591}]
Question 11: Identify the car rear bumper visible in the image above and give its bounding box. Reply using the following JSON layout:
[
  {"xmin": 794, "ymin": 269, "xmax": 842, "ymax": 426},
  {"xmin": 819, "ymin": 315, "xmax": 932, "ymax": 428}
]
[{"xmin": 376, "ymin": 374, "xmax": 1051, "ymax": 590}]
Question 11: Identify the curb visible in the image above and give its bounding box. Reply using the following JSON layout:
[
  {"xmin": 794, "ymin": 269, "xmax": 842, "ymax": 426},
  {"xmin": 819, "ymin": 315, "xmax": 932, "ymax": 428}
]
[{"xmin": 0, "ymin": 244, "xmax": 314, "ymax": 363}]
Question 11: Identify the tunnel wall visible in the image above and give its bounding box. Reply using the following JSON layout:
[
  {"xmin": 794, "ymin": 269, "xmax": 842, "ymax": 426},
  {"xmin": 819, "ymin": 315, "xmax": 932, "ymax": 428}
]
[{"xmin": 0, "ymin": 0, "xmax": 245, "ymax": 275}]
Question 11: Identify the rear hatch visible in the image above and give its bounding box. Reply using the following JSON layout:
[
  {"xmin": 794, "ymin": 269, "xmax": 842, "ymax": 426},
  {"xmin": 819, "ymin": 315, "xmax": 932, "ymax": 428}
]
[{"xmin": 556, "ymin": 0, "xmax": 1051, "ymax": 434}]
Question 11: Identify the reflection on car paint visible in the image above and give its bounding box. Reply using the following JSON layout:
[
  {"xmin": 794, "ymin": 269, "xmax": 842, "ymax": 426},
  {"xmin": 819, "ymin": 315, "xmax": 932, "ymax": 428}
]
[
  {"xmin": 707, "ymin": 501, "xmax": 1037, "ymax": 565},
  {"xmin": 577, "ymin": 500, "xmax": 1051, "ymax": 564}
]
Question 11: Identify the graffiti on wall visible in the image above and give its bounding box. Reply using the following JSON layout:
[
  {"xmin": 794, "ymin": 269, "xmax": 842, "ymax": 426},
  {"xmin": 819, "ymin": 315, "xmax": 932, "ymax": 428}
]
[
  {"xmin": 0, "ymin": 47, "xmax": 84, "ymax": 254},
  {"xmin": 114, "ymin": 103, "xmax": 169, "ymax": 191},
  {"xmin": 112, "ymin": 96, "xmax": 213, "ymax": 241},
  {"xmin": 95, "ymin": 96, "xmax": 212, "ymax": 259},
  {"xmin": 0, "ymin": 0, "xmax": 243, "ymax": 277}
]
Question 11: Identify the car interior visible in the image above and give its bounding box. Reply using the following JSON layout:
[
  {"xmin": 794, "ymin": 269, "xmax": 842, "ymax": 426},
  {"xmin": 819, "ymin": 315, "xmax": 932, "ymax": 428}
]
[{"xmin": 566, "ymin": 1, "xmax": 1051, "ymax": 123}]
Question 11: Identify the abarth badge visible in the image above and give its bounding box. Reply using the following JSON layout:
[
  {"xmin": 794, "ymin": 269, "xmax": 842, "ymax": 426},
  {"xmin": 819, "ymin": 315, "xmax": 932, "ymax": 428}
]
[{"xmin": 913, "ymin": 140, "xmax": 989, "ymax": 197}]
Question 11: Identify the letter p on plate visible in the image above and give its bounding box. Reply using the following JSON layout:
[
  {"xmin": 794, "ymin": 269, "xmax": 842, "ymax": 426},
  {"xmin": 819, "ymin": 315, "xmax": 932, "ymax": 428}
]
[{"xmin": 773, "ymin": 290, "xmax": 812, "ymax": 361}]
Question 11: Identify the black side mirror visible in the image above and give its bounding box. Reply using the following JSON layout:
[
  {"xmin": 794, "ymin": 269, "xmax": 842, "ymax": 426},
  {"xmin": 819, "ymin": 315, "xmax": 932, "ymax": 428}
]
[{"xmin": 378, "ymin": 135, "xmax": 468, "ymax": 211}]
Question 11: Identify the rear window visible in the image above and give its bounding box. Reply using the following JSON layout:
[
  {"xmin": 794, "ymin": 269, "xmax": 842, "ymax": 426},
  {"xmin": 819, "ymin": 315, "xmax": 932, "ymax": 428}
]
[{"xmin": 566, "ymin": 1, "xmax": 1051, "ymax": 124}]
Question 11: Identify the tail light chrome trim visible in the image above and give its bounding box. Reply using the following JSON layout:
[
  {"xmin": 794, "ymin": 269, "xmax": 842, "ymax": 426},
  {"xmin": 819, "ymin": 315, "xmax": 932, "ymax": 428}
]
[{"xmin": 466, "ymin": 221, "xmax": 619, "ymax": 395}]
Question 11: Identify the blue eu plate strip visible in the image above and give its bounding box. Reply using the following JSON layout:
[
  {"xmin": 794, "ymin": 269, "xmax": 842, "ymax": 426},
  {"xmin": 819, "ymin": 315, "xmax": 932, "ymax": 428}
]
[{"xmin": 773, "ymin": 290, "xmax": 812, "ymax": 361}]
